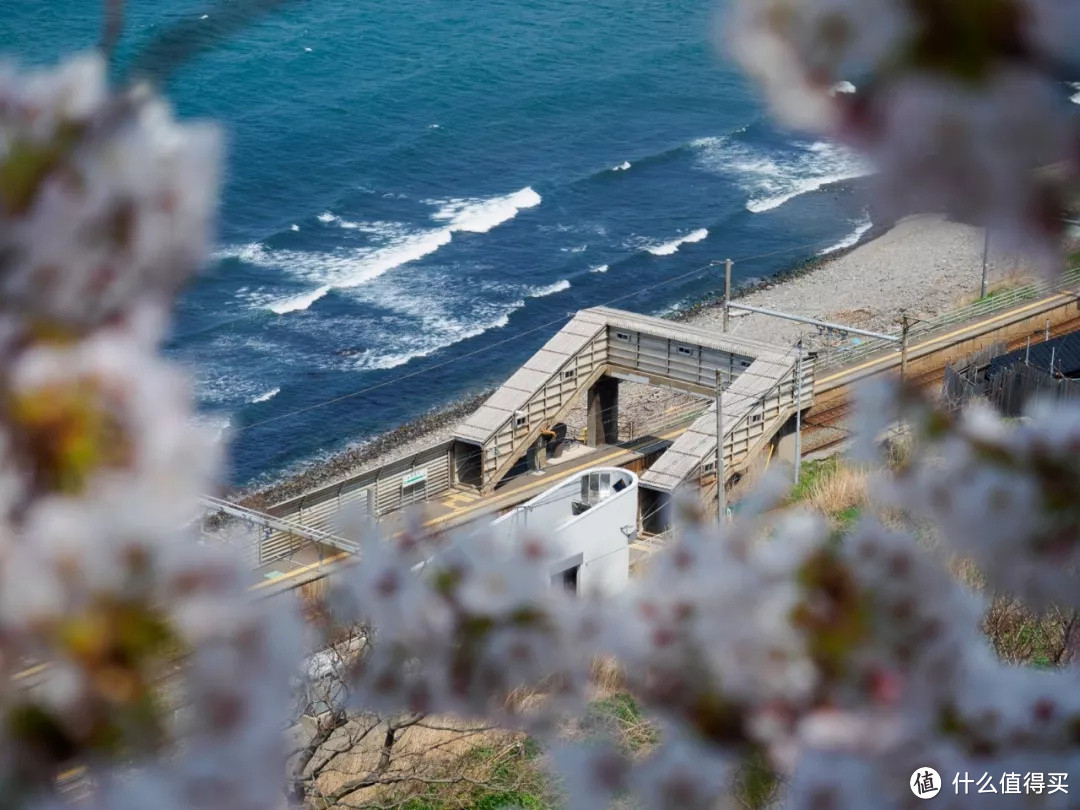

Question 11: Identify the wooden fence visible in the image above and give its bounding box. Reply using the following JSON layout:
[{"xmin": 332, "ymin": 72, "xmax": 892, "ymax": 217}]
[{"xmin": 943, "ymin": 348, "xmax": 1080, "ymax": 416}]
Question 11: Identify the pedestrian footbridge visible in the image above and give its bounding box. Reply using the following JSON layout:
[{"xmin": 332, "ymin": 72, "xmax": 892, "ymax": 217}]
[
  {"xmin": 451, "ymin": 306, "xmax": 807, "ymax": 492},
  {"xmin": 451, "ymin": 306, "xmax": 812, "ymax": 500},
  {"xmin": 213, "ymin": 305, "xmax": 813, "ymax": 569}
]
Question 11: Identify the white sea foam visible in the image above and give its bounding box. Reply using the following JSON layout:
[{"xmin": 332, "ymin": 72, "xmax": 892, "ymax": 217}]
[
  {"xmin": 268, "ymin": 285, "xmax": 331, "ymax": 314},
  {"xmin": 645, "ymin": 228, "xmax": 708, "ymax": 256},
  {"xmin": 251, "ymin": 387, "xmax": 281, "ymax": 403},
  {"xmin": 430, "ymin": 186, "xmax": 542, "ymax": 233},
  {"xmin": 830, "ymin": 81, "xmax": 857, "ymax": 95},
  {"xmin": 818, "ymin": 216, "xmax": 873, "ymax": 256},
  {"xmin": 612, "ymin": 161, "xmax": 632, "ymax": 171},
  {"xmin": 528, "ymin": 279, "xmax": 571, "ymax": 298},
  {"xmin": 694, "ymin": 135, "xmax": 870, "ymax": 214},
  {"xmin": 318, "ymin": 213, "xmax": 364, "ymax": 229},
  {"xmin": 590, "ymin": 264, "xmax": 609, "ymax": 273},
  {"xmin": 352, "ymin": 307, "xmax": 519, "ymax": 371},
  {"xmin": 200, "ymin": 13, "xmax": 209, "ymax": 20},
  {"xmin": 290, "ymin": 224, "xmax": 300, "ymax": 232},
  {"xmin": 246, "ymin": 188, "xmax": 541, "ymax": 316},
  {"xmin": 213, "ymin": 242, "xmax": 269, "ymax": 263},
  {"xmin": 251, "ymin": 227, "xmax": 455, "ymax": 313}
]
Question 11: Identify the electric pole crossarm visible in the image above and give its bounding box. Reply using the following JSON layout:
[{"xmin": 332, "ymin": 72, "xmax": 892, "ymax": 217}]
[{"xmin": 726, "ymin": 303, "xmax": 901, "ymax": 343}]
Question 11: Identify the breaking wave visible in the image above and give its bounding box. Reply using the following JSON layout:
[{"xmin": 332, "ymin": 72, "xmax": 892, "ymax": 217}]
[
  {"xmin": 251, "ymin": 387, "xmax": 281, "ymax": 403},
  {"xmin": 351, "ymin": 306, "xmax": 520, "ymax": 371},
  {"xmin": 268, "ymin": 285, "xmax": 331, "ymax": 314},
  {"xmin": 224, "ymin": 187, "xmax": 543, "ymax": 315},
  {"xmin": 818, "ymin": 216, "xmax": 873, "ymax": 256},
  {"xmin": 528, "ymin": 278, "xmax": 571, "ymax": 298},
  {"xmin": 644, "ymin": 228, "xmax": 708, "ymax": 256},
  {"xmin": 429, "ymin": 186, "xmax": 542, "ymax": 234},
  {"xmin": 246, "ymin": 229, "xmax": 453, "ymax": 313},
  {"xmin": 692, "ymin": 136, "xmax": 870, "ymax": 214}
]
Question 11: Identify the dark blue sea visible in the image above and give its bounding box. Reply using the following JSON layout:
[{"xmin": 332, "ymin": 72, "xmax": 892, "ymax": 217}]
[{"xmin": 7, "ymin": 0, "xmax": 872, "ymax": 485}]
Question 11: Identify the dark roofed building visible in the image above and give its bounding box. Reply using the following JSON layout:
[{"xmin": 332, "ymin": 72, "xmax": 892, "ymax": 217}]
[{"xmin": 987, "ymin": 332, "xmax": 1080, "ymax": 379}]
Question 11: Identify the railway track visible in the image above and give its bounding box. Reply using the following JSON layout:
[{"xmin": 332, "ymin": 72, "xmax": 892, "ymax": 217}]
[{"xmin": 800, "ymin": 314, "xmax": 1080, "ymax": 454}]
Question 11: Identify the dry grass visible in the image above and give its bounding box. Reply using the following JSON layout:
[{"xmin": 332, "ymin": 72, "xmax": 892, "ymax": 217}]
[
  {"xmin": 951, "ymin": 557, "xmax": 1078, "ymax": 668},
  {"xmin": 802, "ymin": 464, "xmax": 868, "ymax": 523},
  {"xmin": 983, "ymin": 599, "xmax": 1076, "ymax": 668},
  {"xmin": 952, "ymin": 268, "xmax": 1032, "ymax": 309},
  {"xmin": 589, "ymin": 656, "xmax": 627, "ymax": 697},
  {"xmin": 308, "ymin": 718, "xmax": 549, "ymax": 809},
  {"xmin": 824, "ymin": 307, "xmax": 876, "ymax": 328}
]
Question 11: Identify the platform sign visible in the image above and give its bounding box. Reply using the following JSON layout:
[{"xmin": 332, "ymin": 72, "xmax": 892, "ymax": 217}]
[{"xmin": 401, "ymin": 469, "xmax": 428, "ymax": 489}]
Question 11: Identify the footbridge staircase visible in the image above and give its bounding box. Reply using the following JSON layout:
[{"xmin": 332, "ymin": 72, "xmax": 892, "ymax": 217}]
[{"xmin": 451, "ymin": 306, "xmax": 808, "ymax": 494}]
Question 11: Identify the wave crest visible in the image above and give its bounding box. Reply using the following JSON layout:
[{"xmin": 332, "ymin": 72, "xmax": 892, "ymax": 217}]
[
  {"xmin": 250, "ymin": 229, "xmax": 454, "ymax": 313},
  {"xmin": 818, "ymin": 216, "xmax": 873, "ymax": 256},
  {"xmin": 644, "ymin": 228, "xmax": 708, "ymax": 256},
  {"xmin": 430, "ymin": 186, "xmax": 542, "ymax": 234},
  {"xmin": 351, "ymin": 306, "xmax": 519, "ymax": 371},
  {"xmin": 693, "ymin": 136, "xmax": 870, "ymax": 214},
  {"xmin": 528, "ymin": 279, "xmax": 571, "ymax": 298},
  {"xmin": 226, "ymin": 187, "xmax": 543, "ymax": 315},
  {"xmin": 251, "ymin": 387, "xmax": 281, "ymax": 403}
]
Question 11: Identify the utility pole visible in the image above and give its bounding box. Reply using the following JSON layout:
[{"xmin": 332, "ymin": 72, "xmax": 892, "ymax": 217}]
[
  {"xmin": 980, "ymin": 228, "xmax": 990, "ymax": 299},
  {"xmin": 715, "ymin": 368, "xmax": 725, "ymax": 524},
  {"xmin": 723, "ymin": 258, "xmax": 732, "ymax": 332},
  {"xmin": 899, "ymin": 313, "xmax": 911, "ymax": 384},
  {"xmin": 794, "ymin": 339, "xmax": 803, "ymax": 486}
]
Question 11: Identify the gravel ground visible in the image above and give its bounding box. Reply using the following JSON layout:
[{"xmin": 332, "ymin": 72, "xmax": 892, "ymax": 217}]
[
  {"xmin": 243, "ymin": 216, "xmax": 1029, "ymax": 505},
  {"xmin": 688, "ymin": 215, "xmax": 1026, "ymax": 352}
]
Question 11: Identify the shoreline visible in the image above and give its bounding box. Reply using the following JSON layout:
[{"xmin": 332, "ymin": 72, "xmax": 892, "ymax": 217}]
[{"xmin": 236, "ymin": 213, "xmax": 1025, "ymax": 508}]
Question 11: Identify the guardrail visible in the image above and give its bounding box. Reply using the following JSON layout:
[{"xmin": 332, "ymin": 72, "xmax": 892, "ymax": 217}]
[{"xmin": 817, "ymin": 265, "xmax": 1080, "ymax": 372}]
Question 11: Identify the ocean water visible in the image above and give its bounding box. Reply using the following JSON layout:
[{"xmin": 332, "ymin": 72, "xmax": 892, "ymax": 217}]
[{"xmin": 6, "ymin": 0, "xmax": 873, "ymax": 485}]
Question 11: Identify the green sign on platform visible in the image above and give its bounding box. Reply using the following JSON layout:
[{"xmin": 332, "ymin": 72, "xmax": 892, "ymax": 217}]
[{"xmin": 402, "ymin": 469, "xmax": 428, "ymax": 489}]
